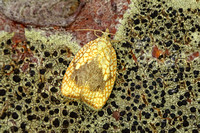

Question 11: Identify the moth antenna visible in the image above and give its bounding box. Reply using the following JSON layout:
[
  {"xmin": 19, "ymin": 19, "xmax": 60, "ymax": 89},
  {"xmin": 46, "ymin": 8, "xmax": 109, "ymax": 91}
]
[
  {"xmin": 75, "ymin": 28, "xmax": 103, "ymax": 33},
  {"xmin": 74, "ymin": 28, "xmax": 115, "ymax": 36},
  {"xmin": 94, "ymin": 30, "xmax": 101, "ymax": 38}
]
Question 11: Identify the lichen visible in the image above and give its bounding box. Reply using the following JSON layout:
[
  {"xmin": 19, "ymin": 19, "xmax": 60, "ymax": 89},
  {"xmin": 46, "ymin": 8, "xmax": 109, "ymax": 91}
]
[{"xmin": 0, "ymin": 0, "xmax": 200, "ymax": 133}]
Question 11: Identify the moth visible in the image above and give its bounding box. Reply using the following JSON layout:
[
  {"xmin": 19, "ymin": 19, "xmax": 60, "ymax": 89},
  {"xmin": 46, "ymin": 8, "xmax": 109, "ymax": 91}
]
[{"xmin": 61, "ymin": 29, "xmax": 117, "ymax": 110}]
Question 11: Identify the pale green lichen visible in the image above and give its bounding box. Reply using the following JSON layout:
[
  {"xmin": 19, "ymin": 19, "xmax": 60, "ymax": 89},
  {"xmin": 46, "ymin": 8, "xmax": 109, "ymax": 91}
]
[
  {"xmin": 0, "ymin": 0, "xmax": 200, "ymax": 132},
  {"xmin": 166, "ymin": 0, "xmax": 199, "ymax": 9},
  {"xmin": 0, "ymin": 31, "xmax": 14, "ymax": 42},
  {"xmin": 25, "ymin": 29, "xmax": 81, "ymax": 54}
]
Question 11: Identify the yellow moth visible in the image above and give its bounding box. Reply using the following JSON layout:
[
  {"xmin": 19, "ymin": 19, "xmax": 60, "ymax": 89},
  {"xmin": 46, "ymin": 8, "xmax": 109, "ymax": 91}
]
[{"xmin": 61, "ymin": 28, "xmax": 117, "ymax": 110}]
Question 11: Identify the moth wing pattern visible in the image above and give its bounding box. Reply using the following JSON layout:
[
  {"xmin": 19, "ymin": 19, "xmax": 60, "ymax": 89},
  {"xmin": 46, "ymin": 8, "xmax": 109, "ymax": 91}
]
[
  {"xmin": 81, "ymin": 44, "xmax": 117, "ymax": 109},
  {"xmin": 61, "ymin": 40, "xmax": 97, "ymax": 99},
  {"xmin": 61, "ymin": 29, "xmax": 117, "ymax": 110}
]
